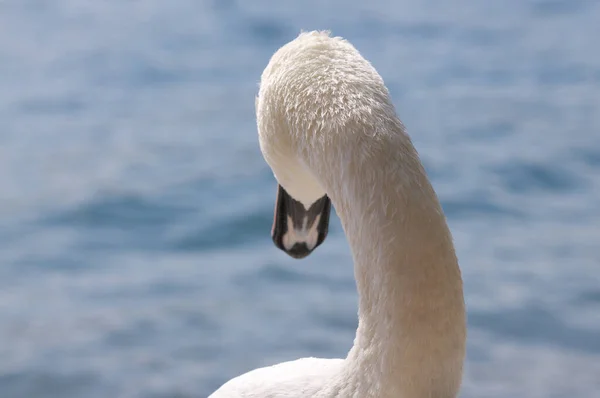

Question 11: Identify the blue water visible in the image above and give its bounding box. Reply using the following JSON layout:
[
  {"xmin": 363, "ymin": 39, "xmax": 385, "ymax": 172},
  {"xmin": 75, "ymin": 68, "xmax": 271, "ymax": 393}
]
[{"xmin": 1, "ymin": 1, "xmax": 599, "ymax": 397}]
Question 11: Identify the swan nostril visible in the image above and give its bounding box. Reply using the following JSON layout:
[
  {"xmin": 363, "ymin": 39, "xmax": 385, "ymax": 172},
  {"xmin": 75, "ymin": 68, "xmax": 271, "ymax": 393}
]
[{"xmin": 287, "ymin": 243, "xmax": 311, "ymax": 259}]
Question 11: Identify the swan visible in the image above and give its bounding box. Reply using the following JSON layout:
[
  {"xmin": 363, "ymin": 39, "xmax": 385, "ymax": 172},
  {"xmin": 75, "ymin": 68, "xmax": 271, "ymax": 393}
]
[{"xmin": 209, "ymin": 31, "xmax": 466, "ymax": 398}]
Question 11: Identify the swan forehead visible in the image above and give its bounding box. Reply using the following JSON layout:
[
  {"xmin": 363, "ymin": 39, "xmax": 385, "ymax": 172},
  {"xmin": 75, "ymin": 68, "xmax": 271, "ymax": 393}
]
[
  {"xmin": 267, "ymin": 155, "xmax": 326, "ymax": 208},
  {"xmin": 259, "ymin": 139, "xmax": 326, "ymax": 208}
]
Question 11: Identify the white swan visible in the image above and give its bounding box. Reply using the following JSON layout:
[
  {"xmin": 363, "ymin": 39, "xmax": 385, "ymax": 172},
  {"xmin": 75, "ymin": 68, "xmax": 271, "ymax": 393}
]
[{"xmin": 209, "ymin": 31, "xmax": 466, "ymax": 398}]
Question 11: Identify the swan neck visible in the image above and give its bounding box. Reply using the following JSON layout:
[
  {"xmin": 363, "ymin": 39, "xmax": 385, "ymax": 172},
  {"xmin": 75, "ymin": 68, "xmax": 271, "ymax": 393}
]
[{"xmin": 319, "ymin": 132, "xmax": 467, "ymax": 397}]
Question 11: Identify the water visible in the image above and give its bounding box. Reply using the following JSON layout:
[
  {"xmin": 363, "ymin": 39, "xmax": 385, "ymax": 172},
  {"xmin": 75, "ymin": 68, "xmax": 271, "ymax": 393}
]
[{"xmin": 1, "ymin": 0, "xmax": 599, "ymax": 397}]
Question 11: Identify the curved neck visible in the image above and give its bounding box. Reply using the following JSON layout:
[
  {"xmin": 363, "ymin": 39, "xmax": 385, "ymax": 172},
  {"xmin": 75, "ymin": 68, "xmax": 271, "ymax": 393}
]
[{"xmin": 311, "ymin": 125, "xmax": 466, "ymax": 397}]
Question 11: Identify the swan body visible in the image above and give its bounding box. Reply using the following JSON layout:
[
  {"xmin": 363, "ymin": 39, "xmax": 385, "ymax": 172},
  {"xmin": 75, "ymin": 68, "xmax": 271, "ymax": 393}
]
[{"xmin": 210, "ymin": 31, "xmax": 466, "ymax": 398}]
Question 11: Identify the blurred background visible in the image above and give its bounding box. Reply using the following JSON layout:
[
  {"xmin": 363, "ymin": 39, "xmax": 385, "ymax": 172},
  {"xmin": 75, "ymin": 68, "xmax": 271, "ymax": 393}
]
[{"xmin": 1, "ymin": 0, "xmax": 599, "ymax": 397}]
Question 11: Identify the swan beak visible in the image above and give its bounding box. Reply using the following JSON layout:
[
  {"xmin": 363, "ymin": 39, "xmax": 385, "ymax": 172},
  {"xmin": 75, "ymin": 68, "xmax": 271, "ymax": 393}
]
[{"xmin": 271, "ymin": 184, "xmax": 331, "ymax": 259}]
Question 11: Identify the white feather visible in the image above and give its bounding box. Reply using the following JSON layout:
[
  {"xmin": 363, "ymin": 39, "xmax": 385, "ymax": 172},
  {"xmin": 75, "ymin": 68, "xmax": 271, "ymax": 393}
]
[{"xmin": 210, "ymin": 31, "xmax": 466, "ymax": 398}]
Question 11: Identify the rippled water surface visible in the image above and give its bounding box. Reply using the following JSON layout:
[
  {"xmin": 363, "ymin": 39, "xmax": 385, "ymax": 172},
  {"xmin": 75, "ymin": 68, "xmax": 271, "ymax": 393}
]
[{"xmin": 1, "ymin": 1, "xmax": 599, "ymax": 397}]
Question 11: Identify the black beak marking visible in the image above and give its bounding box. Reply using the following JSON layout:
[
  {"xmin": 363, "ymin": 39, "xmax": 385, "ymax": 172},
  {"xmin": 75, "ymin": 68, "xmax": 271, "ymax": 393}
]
[{"xmin": 271, "ymin": 185, "xmax": 331, "ymax": 259}]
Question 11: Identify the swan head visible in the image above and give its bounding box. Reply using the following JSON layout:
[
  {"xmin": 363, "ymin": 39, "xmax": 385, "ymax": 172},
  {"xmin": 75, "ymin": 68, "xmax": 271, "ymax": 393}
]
[{"xmin": 256, "ymin": 31, "xmax": 396, "ymax": 259}]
